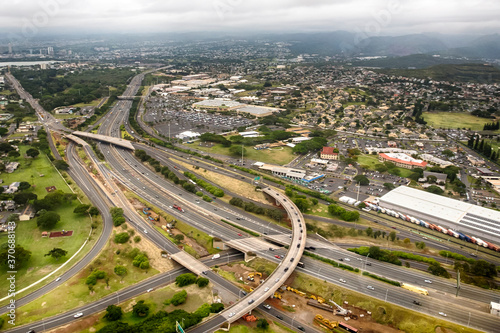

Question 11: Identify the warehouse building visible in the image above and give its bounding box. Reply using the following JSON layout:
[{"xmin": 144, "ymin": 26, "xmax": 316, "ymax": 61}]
[{"xmin": 379, "ymin": 186, "xmax": 500, "ymax": 242}]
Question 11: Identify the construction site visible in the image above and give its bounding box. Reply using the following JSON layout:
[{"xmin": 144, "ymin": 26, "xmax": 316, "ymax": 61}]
[{"xmin": 218, "ymin": 262, "xmax": 404, "ymax": 333}]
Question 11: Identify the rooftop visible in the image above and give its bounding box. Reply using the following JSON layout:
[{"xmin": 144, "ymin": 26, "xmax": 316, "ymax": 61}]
[{"xmin": 380, "ymin": 153, "xmax": 427, "ymax": 168}]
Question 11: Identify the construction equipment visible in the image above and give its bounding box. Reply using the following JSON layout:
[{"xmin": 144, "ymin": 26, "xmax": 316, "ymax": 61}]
[
  {"xmin": 286, "ymin": 286, "xmax": 306, "ymax": 297},
  {"xmin": 273, "ymin": 292, "xmax": 282, "ymax": 300},
  {"xmin": 317, "ymin": 296, "xmax": 326, "ymax": 304},
  {"xmin": 307, "ymin": 300, "xmax": 333, "ymax": 311},
  {"xmin": 314, "ymin": 314, "xmax": 338, "ymax": 330},
  {"xmin": 242, "ymin": 314, "xmax": 257, "ymax": 322},
  {"xmin": 329, "ymin": 299, "xmax": 348, "ymax": 316}
]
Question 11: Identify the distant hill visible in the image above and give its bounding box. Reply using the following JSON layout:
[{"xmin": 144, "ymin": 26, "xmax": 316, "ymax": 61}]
[
  {"xmin": 376, "ymin": 63, "xmax": 500, "ymax": 83},
  {"xmin": 436, "ymin": 34, "xmax": 500, "ymax": 60},
  {"xmin": 351, "ymin": 54, "xmax": 483, "ymax": 69},
  {"xmin": 354, "ymin": 34, "xmax": 447, "ymax": 57}
]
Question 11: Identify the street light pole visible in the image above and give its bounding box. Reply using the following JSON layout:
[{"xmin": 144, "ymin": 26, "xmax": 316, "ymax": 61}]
[
  {"xmin": 385, "ymin": 288, "xmax": 388, "ymax": 302},
  {"xmin": 364, "ymin": 253, "xmax": 370, "ymax": 270},
  {"xmin": 467, "ymin": 312, "xmax": 471, "ymax": 326},
  {"xmin": 291, "ymin": 315, "xmax": 296, "ymax": 328}
]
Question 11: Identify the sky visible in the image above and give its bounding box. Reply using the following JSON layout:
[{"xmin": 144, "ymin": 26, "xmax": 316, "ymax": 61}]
[{"xmin": 1, "ymin": 0, "xmax": 499, "ymax": 36}]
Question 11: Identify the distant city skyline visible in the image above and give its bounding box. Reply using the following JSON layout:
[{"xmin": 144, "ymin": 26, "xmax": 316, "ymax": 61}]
[{"xmin": 0, "ymin": 0, "xmax": 499, "ymax": 36}]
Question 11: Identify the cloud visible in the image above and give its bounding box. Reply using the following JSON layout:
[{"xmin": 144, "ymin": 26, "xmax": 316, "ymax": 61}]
[{"xmin": 0, "ymin": 0, "xmax": 499, "ymax": 35}]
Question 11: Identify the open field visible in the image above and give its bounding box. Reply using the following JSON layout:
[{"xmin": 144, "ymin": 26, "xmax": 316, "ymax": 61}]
[
  {"xmin": 357, "ymin": 154, "xmax": 414, "ymax": 178},
  {"xmin": 423, "ymin": 112, "xmax": 498, "ymax": 131},
  {"xmin": 2, "ymin": 231, "xmax": 162, "ymax": 327},
  {"xmin": 172, "ymin": 157, "xmax": 268, "ymax": 204},
  {"xmin": 76, "ymin": 281, "xmax": 214, "ymax": 333},
  {"xmin": 0, "ymin": 148, "xmax": 95, "ymax": 299},
  {"xmin": 186, "ymin": 143, "xmax": 295, "ymax": 166}
]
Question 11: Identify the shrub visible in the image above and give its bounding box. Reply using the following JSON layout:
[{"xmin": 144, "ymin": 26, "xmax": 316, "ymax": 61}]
[{"xmin": 114, "ymin": 232, "xmax": 130, "ymax": 244}]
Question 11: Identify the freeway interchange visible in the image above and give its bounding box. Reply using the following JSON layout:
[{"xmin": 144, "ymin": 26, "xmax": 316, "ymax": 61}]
[{"xmin": 4, "ymin": 70, "xmax": 500, "ymax": 333}]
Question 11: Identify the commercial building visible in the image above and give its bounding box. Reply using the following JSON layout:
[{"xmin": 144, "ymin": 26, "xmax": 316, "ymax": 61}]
[
  {"xmin": 379, "ymin": 186, "xmax": 500, "ymax": 241},
  {"xmin": 320, "ymin": 147, "xmax": 339, "ymax": 160},
  {"xmin": 378, "ymin": 153, "xmax": 427, "ymax": 169}
]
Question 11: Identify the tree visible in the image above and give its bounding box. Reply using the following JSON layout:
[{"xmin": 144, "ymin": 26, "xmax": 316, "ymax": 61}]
[
  {"xmin": 196, "ymin": 277, "xmax": 209, "ymax": 287},
  {"xmin": 73, "ymin": 204, "xmax": 90, "ymax": 214},
  {"xmin": 210, "ymin": 303, "xmax": 224, "ymax": 313},
  {"xmin": 103, "ymin": 305, "xmax": 123, "ymax": 321},
  {"xmin": 176, "ymin": 273, "xmax": 197, "ymax": 287},
  {"xmin": 365, "ymin": 227, "xmax": 373, "ymax": 237},
  {"xmin": 389, "ymin": 231, "xmax": 397, "ymax": 242},
  {"xmin": 13, "ymin": 192, "xmax": 37, "ymax": 205},
  {"xmin": 44, "ymin": 247, "xmax": 68, "ymax": 260},
  {"xmin": 427, "ymin": 175, "xmax": 437, "ymax": 184},
  {"xmin": 383, "ymin": 182, "xmax": 395, "ymax": 190},
  {"xmin": 353, "ymin": 174, "xmax": 369, "ymax": 185},
  {"xmin": 114, "ymin": 232, "xmax": 130, "ymax": 244},
  {"xmin": 442, "ymin": 149, "xmax": 454, "ymax": 158},
  {"xmin": 293, "ymin": 197, "xmax": 310, "ymax": 212},
  {"xmin": 132, "ymin": 300, "xmax": 149, "ymax": 317},
  {"xmin": 229, "ymin": 145, "xmax": 246, "ymax": 157},
  {"xmin": 53, "ymin": 160, "xmax": 69, "ymax": 170},
  {"xmin": 18, "ymin": 181, "xmax": 31, "ymax": 191},
  {"xmin": 257, "ymin": 319, "xmax": 269, "ymax": 329},
  {"xmin": 37, "ymin": 211, "xmax": 61, "ymax": 229},
  {"xmin": 26, "ymin": 148, "xmax": 40, "ymax": 158},
  {"xmin": 165, "ymin": 290, "xmax": 188, "ymax": 306},
  {"xmin": 426, "ymin": 185, "xmax": 444, "ymax": 195},
  {"xmin": 89, "ymin": 206, "xmax": 100, "ymax": 216},
  {"xmin": 114, "ymin": 265, "xmax": 127, "ymax": 281},
  {"xmin": 0, "ymin": 245, "xmax": 31, "ymax": 270},
  {"xmin": 7, "ymin": 150, "xmax": 20, "ymax": 158}
]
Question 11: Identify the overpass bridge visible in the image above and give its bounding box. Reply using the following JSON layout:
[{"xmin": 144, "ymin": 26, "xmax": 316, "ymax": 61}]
[
  {"xmin": 117, "ymin": 96, "xmax": 137, "ymax": 100},
  {"xmin": 71, "ymin": 131, "xmax": 135, "ymax": 150},
  {"xmin": 190, "ymin": 187, "xmax": 307, "ymax": 332}
]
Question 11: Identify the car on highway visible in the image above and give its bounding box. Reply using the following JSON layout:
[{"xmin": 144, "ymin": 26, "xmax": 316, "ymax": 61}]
[
  {"xmin": 413, "ymin": 300, "xmax": 421, "ymax": 306},
  {"xmin": 263, "ymin": 304, "xmax": 271, "ymax": 310},
  {"xmin": 297, "ymin": 326, "xmax": 305, "ymax": 331},
  {"xmin": 74, "ymin": 312, "xmax": 84, "ymax": 318},
  {"xmin": 424, "ymin": 279, "xmax": 432, "ymax": 284},
  {"xmin": 228, "ymin": 312, "xmax": 235, "ymax": 317},
  {"xmin": 147, "ymin": 288, "xmax": 154, "ymax": 292},
  {"xmin": 344, "ymin": 258, "xmax": 350, "ymax": 261},
  {"xmin": 26, "ymin": 330, "xmax": 35, "ymax": 333},
  {"xmin": 202, "ymin": 271, "xmax": 208, "ymax": 275},
  {"xmin": 276, "ymin": 314, "xmax": 283, "ymax": 320},
  {"xmin": 264, "ymin": 287, "xmax": 270, "ymax": 291},
  {"xmin": 439, "ymin": 312, "xmax": 447, "ymax": 317},
  {"xmin": 367, "ymin": 285, "xmax": 375, "ymax": 290},
  {"xmin": 55, "ymin": 277, "xmax": 61, "ymax": 282},
  {"xmin": 269, "ymin": 247, "xmax": 274, "ymax": 251},
  {"xmin": 248, "ymin": 299, "xmax": 254, "ymax": 304},
  {"xmin": 143, "ymin": 229, "xmax": 148, "ymax": 234},
  {"xmin": 279, "ymin": 255, "xmax": 284, "ymax": 259},
  {"xmin": 237, "ymin": 233, "xmax": 243, "ymax": 237},
  {"xmin": 275, "ymin": 255, "xmax": 281, "ymax": 259},
  {"xmin": 339, "ymin": 279, "xmax": 346, "ymax": 283}
]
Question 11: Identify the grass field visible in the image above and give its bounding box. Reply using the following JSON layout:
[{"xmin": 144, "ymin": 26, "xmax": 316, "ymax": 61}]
[
  {"xmin": 172, "ymin": 158, "xmax": 268, "ymax": 204},
  {"xmin": 82, "ymin": 281, "xmax": 214, "ymax": 333},
  {"xmin": 187, "ymin": 143, "xmax": 295, "ymax": 166},
  {"xmin": 0, "ymin": 148, "xmax": 94, "ymax": 299},
  {"xmin": 357, "ymin": 154, "xmax": 414, "ymax": 178},
  {"xmin": 423, "ymin": 112, "xmax": 498, "ymax": 131},
  {"xmin": 3, "ymin": 236, "xmax": 161, "ymax": 327}
]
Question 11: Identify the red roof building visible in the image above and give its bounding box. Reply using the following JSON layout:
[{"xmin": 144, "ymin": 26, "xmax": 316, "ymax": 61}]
[
  {"xmin": 320, "ymin": 147, "xmax": 339, "ymax": 160},
  {"xmin": 379, "ymin": 153, "xmax": 427, "ymax": 169}
]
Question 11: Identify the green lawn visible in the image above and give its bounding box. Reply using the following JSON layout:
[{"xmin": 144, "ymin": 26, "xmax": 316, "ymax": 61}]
[
  {"xmin": 423, "ymin": 112, "xmax": 498, "ymax": 131},
  {"xmin": 0, "ymin": 148, "xmax": 93, "ymax": 299},
  {"xmin": 186, "ymin": 143, "xmax": 295, "ymax": 165},
  {"xmin": 357, "ymin": 154, "xmax": 414, "ymax": 178},
  {"xmin": 3, "ymin": 239, "xmax": 160, "ymax": 327}
]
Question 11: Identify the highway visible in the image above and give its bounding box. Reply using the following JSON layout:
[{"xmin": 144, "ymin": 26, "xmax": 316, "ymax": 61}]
[{"xmin": 6, "ymin": 70, "xmax": 500, "ymax": 332}]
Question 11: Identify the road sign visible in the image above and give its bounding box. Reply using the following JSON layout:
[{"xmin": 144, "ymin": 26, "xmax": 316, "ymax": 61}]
[{"xmin": 176, "ymin": 321, "xmax": 185, "ymax": 333}]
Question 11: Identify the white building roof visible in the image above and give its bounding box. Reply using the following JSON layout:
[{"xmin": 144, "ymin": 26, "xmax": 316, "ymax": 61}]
[{"xmin": 379, "ymin": 186, "xmax": 500, "ymax": 240}]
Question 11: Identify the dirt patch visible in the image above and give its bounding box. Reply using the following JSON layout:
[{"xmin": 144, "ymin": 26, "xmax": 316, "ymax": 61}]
[
  {"xmin": 125, "ymin": 225, "xmax": 176, "ymax": 273},
  {"xmin": 49, "ymin": 230, "xmax": 73, "ymax": 238},
  {"xmin": 435, "ymin": 327, "xmax": 460, "ymax": 333},
  {"xmin": 49, "ymin": 315, "xmax": 100, "ymax": 333},
  {"xmin": 45, "ymin": 186, "xmax": 57, "ymax": 192}
]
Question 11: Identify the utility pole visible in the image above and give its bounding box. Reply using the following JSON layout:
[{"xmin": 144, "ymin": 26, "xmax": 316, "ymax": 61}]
[{"xmin": 356, "ymin": 182, "xmax": 360, "ymax": 202}]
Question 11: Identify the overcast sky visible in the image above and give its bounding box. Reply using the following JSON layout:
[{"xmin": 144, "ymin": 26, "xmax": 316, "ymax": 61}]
[{"xmin": 1, "ymin": 0, "xmax": 499, "ymax": 36}]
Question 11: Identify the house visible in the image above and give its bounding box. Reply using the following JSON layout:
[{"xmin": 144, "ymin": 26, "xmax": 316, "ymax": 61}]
[
  {"xmin": 5, "ymin": 162, "xmax": 19, "ymax": 173},
  {"xmin": 3, "ymin": 182, "xmax": 20, "ymax": 194},
  {"xmin": 0, "ymin": 200, "xmax": 16, "ymax": 211},
  {"xmin": 320, "ymin": 147, "xmax": 339, "ymax": 160},
  {"xmin": 19, "ymin": 205, "xmax": 35, "ymax": 221}
]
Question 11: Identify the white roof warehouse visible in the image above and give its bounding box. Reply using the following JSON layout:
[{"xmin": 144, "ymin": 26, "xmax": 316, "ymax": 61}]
[{"xmin": 379, "ymin": 186, "xmax": 500, "ymax": 242}]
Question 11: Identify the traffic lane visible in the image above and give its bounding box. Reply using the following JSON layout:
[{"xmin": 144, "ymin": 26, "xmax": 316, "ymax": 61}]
[{"xmin": 7, "ymin": 253, "xmax": 244, "ymax": 333}]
